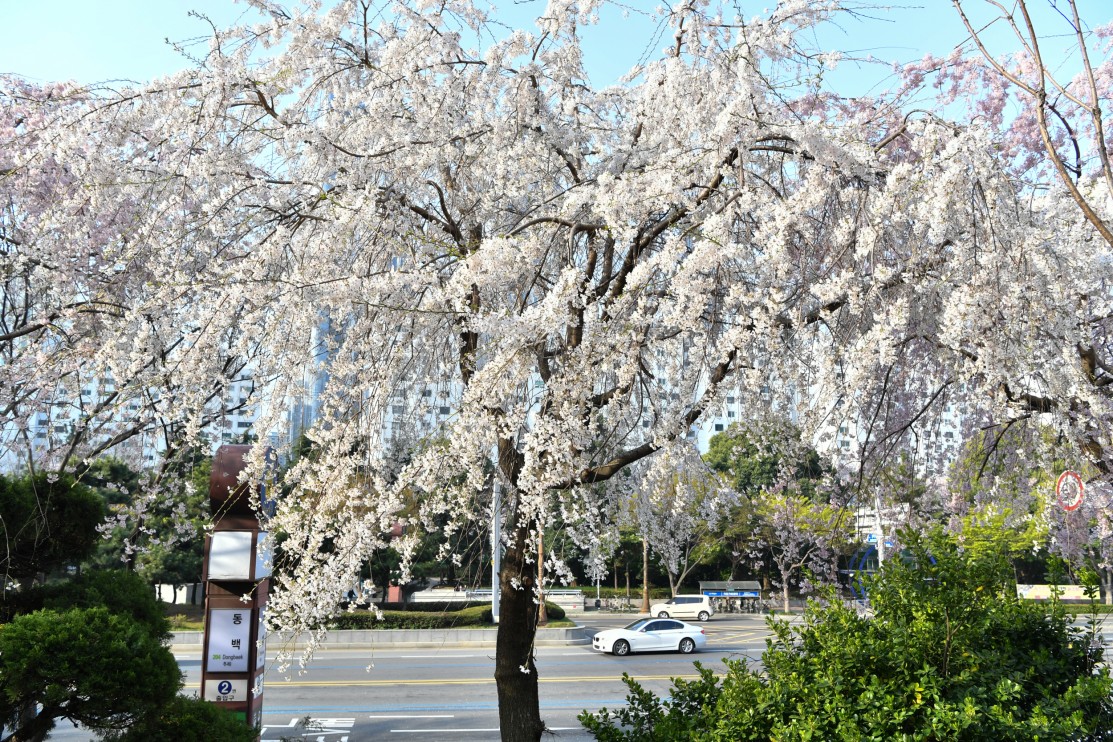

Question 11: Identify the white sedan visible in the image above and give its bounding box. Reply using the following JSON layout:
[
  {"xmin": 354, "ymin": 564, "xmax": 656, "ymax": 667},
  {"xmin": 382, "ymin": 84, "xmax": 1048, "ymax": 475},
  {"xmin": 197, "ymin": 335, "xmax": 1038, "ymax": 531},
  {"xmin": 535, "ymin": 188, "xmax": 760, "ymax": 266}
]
[{"xmin": 591, "ymin": 618, "xmax": 708, "ymax": 656}]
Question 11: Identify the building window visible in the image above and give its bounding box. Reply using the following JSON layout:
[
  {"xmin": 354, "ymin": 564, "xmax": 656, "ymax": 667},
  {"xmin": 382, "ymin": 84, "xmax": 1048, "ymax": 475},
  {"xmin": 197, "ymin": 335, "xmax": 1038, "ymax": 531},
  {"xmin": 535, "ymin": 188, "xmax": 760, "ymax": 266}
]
[
  {"xmin": 714, "ymin": 424, "xmax": 724, "ymax": 432},
  {"xmin": 439, "ymin": 406, "xmax": 450, "ymax": 415},
  {"xmin": 727, "ymin": 411, "xmax": 735, "ymax": 418},
  {"xmin": 236, "ymin": 421, "xmax": 251, "ymax": 429}
]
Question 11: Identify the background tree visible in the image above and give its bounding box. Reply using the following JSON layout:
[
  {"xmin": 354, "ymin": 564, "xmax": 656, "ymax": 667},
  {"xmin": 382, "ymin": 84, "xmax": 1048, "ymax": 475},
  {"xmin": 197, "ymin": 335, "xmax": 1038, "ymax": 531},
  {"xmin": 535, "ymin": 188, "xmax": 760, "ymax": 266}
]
[
  {"xmin": 756, "ymin": 492, "xmax": 854, "ymax": 612},
  {"xmin": 0, "ymin": 473, "xmax": 102, "ymax": 588},
  {"xmin": 704, "ymin": 422, "xmax": 846, "ymax": 600},
  {"xmin": 632, "ymin": 447, "xmax": 730, "ymax": 597}
]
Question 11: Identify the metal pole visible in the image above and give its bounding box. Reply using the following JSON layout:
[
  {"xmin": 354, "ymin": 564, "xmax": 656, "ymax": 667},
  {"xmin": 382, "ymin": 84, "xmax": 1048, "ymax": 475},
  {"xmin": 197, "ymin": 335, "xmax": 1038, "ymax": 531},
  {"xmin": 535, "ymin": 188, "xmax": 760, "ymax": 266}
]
[
  {"xmin": 492, "ymin": 481, "xmax": 500, "ymax": 624},
  {"xmin": 537, "ymin": 531, "xmax": 547, "ymax": 625},
  {"xmin": 874, "ymin": 493, "xmax": 886, "ymax": 565}
]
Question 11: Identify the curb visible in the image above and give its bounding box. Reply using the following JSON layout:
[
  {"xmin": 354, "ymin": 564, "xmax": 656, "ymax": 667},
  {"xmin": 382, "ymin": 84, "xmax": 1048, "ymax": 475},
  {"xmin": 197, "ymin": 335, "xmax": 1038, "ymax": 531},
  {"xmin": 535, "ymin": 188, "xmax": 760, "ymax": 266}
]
[{"xmin": 172, "ymin": 625, "xmax": 589, "ymax": 652}]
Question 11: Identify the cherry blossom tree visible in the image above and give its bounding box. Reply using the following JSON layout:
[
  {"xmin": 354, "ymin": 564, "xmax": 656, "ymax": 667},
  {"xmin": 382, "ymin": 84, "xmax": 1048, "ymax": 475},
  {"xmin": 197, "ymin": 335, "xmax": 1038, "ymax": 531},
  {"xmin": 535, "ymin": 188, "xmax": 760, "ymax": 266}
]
[
  {"xmin": 628, "ymin": 443, "xmax": 730, "ymax": 597},
  {"xmin": 3, "ymin": 1, "xmax": 1112, "ymax": 740},
  {"xmin": 758, "ymin": 490, "xmax": 854, "ymax": 612}
]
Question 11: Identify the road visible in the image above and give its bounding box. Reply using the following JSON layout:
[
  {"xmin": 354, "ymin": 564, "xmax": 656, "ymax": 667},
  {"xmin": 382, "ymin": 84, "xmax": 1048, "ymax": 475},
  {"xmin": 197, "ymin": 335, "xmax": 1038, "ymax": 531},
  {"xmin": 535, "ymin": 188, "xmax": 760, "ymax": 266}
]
[
  {"xmin": 246, "ymin": 614, "xmax": 779, "ymax": 741},
  {"xmin": 45, "ymin": 613, "xmax": 781, "ymax": 741}
]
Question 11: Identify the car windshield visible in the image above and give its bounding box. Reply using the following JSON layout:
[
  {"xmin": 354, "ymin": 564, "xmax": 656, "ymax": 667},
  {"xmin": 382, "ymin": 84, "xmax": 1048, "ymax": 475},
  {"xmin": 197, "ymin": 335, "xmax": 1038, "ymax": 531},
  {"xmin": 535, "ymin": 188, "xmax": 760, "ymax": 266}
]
[{"xmin": 623, "ymin": 619, "xmax": 652, "ymax": 631}]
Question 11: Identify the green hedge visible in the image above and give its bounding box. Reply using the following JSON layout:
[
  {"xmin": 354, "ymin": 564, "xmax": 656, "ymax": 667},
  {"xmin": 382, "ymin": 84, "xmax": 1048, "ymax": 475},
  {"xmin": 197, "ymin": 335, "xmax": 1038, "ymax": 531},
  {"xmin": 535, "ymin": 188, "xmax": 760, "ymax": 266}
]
[
  {"xmin": 330, "ymin": 604, "xmax": 492, "ymax": 630},
  {"xmin": 376, "ymin": 601, "xmax": 487, "ymax": 613},
  {"xmin": 328, "ymin": 601, "xmax": 566, "ymax": 629},
  {"xmin": 1062, "ymin": 602, "xmax": 1113, "ymax": 614},
  {"xmin": 594, "ymin": 587, "xmax": 672, "ymax": 600}
]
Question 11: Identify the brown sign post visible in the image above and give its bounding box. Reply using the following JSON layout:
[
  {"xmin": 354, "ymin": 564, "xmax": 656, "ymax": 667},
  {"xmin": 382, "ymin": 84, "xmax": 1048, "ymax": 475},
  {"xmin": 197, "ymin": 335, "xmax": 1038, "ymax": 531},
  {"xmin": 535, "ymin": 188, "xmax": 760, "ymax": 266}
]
[{"xmin": 201, "ymin": 444, "xmax": 274, "ymax": 731}]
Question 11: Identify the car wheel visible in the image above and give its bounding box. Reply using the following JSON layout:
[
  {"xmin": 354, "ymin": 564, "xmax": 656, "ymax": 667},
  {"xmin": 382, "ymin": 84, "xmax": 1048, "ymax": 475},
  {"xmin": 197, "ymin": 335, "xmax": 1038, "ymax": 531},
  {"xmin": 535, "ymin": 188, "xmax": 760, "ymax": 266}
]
[
  {"xmin": 678, "ymin": 637, "xmax": 696, "ymax": 654},
  {"xmin": 697, "ymin": 610, "xmax": 710, "ymax": 622},
  {"xmin": 612, "ymin": 640, "xmax": 630, "ymax": 657},
  {"xmin": 657, "ymin": 611, "xmax": 670, "ymax": 618}
]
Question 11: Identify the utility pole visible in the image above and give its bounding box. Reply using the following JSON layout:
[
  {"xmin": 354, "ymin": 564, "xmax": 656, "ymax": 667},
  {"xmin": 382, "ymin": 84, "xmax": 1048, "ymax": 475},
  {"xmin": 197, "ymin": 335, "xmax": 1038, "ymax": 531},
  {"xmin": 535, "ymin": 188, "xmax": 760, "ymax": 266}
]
[
  {"xmin": 537, "ymin": 531, "xmax": 547, "ymax": 625},
  {"xmin": 491, "ymin": 481, "xmax": 500, "ymax": 624},
  {"xmin": 874, "ymin": 492, "xmax": 886, "ymax": 565}
]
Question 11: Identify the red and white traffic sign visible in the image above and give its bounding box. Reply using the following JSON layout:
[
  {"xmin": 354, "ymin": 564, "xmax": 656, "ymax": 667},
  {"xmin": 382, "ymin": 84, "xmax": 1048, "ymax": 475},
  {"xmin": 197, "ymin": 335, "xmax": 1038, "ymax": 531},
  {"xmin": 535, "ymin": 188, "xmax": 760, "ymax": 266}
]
[{"xmin": 1056, "ymin": 470, "xmax": 1084, "ymax": 511}]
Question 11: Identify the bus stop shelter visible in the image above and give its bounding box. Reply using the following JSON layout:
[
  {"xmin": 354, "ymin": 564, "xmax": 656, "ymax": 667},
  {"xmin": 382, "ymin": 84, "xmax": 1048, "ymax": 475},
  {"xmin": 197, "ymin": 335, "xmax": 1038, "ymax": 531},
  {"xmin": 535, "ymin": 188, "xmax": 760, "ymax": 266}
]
[{"xmin": 698, "ymin": 580, "xmax": 766, "ymax": 613}]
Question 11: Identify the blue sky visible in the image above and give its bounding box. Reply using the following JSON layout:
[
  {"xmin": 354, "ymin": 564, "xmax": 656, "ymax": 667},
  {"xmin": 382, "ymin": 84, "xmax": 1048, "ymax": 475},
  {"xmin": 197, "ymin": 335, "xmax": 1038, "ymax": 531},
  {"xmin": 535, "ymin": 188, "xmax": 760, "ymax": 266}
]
[{"xmin": 0, "ymin": 1, "xmax": 1106, "ymax": 93}]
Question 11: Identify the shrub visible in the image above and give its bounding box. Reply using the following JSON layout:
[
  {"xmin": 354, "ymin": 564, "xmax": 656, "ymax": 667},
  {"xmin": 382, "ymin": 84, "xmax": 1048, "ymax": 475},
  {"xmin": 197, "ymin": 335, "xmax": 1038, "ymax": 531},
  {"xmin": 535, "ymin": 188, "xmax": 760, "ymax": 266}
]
[
  {"xmin": 0, "ymin": 607, "xmax": 181, "ymax": 740},
  {"xmin": 375, "ymin": 600, "xmax": 488, "ymax": 613},
  {"xmin": 42, "ymin": 569, "xmax": 172, "ymax": 641},
  {"xmin": 101, "ymin": 694, "xmax": 257, "ymax": 742},
  {"xmin": 595, "ymin": 587, "xmax": 672, "ymax": 600},
  {"xmin": 543, "ymin": 601, "xmax": 566, "ymax": 621},
  {"xmin": 328, "ymin": 601, "xmax": 566, "ymax": 629},
  {"xmin": 330, "ymin": 604, "xmax": 493, "ymax": 630},
  {"xmin": 581, "ymin": 529, "xmax": 1113, "ymax": 741}
]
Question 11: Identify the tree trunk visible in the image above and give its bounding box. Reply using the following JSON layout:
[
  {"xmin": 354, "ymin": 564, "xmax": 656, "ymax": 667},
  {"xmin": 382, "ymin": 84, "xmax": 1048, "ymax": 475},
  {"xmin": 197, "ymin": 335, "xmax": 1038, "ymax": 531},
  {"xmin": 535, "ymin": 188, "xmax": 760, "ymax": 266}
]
[
  {"xmin": 782, "ymin": 582, "xmax": 790, "ymax": 613},
  {"xmin": 641, "ymin": 538, "xmax": 651, "ymax": 613},
  {"xmin": 495, "ymin": 525, "xmax": 544, "ymax": 742},
  {"xmin": 1104, "ymin": 569, "xmax": 1113, "ymax": 606}
]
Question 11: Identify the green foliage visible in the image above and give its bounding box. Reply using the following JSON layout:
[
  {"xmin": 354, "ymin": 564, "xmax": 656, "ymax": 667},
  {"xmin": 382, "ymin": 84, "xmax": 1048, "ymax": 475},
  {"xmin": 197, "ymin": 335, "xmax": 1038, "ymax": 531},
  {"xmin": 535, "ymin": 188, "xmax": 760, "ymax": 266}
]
[
  {"xmin": 0, "ymin": 607, "xmax": 181, "ymax": 740},
  {"xmin": 328, "ymin": 601, "xmax": 566, "ymax": 629},
  {"xmin": 45, "ymin": 569, "xmax": 172, "ymax": 642},
  {"xmin": 82, "ymin": 451, "xmax": 210, "ymax": 587},
  {"xmin": 376, "ymin": 600, "xmax": 490, "ymax": 612},
  {"xmin": 581, "ymin": 529, "xmax": 1113, "ymax": 741},
  {"xmin": 544, "ymin": 601, "xmax": 566, "ymax": 621},
  {"xmin": 579, "ymin": 665, "xmax": 722, "ymax": 741},
  {"xmin": 704, "ymin": 421, "xmax": 828, "ymax": 500},
  {"xmin": 99, "ymin": 694, "xmax": 257, "ymax": 742},
  {"xmin": 594, "ymin": 586, "xmax": 671, "ymax": 600},
  {"xmin": 0, "ymin": 472, "xmax": 104, "ymax": 580},
  {"xmin": 330, "ymin": 604, "xmax": 494, "ymax": 629}
]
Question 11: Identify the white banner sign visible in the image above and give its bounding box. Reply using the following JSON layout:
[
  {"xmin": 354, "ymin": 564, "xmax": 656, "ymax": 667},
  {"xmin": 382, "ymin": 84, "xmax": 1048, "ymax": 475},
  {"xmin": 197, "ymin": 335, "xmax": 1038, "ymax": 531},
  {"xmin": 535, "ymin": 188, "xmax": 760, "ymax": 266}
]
[
  {"xmin": 207, "ymin": 608, "xmax": 251, "ymax": 672},
  {"xmin": 209, "ymin": 531, "xmax": 254, "ymax": 580}
]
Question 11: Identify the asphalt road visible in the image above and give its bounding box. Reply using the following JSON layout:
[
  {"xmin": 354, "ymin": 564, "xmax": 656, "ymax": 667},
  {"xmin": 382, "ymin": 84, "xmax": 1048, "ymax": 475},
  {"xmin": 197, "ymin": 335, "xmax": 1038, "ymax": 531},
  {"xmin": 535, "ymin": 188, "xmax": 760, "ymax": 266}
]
[
  {"xmin": 45, "ymin": 613, "xmax": 782, "ymax": 742},
  {"xmin": 245, "ymin": 614, "xmax": 780, "ymax": 741}
]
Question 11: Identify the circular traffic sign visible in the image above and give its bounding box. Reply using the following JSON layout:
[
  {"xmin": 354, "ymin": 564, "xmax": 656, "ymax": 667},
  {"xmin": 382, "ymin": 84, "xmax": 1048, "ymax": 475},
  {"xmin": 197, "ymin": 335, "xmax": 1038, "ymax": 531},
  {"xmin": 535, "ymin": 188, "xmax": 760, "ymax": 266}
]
[{"xmin": 1056, "ymin": 470, "xmax": 1084, "ymax": 511}]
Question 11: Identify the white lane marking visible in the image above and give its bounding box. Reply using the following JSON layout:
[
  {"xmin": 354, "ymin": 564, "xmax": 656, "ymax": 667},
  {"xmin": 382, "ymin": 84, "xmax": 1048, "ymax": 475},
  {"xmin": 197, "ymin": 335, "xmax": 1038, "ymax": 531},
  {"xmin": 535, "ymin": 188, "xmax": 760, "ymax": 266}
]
[
  {"xmin": 369, "ymin": 715, "xmax": 455, "ymax": 719},
  {"xmin": 390, "ymin": 729, "xmax": 577, "ymax": 734},
  {"xmin": 397, "ymin": 654, "xmax": 481, "ymax": 659}
]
